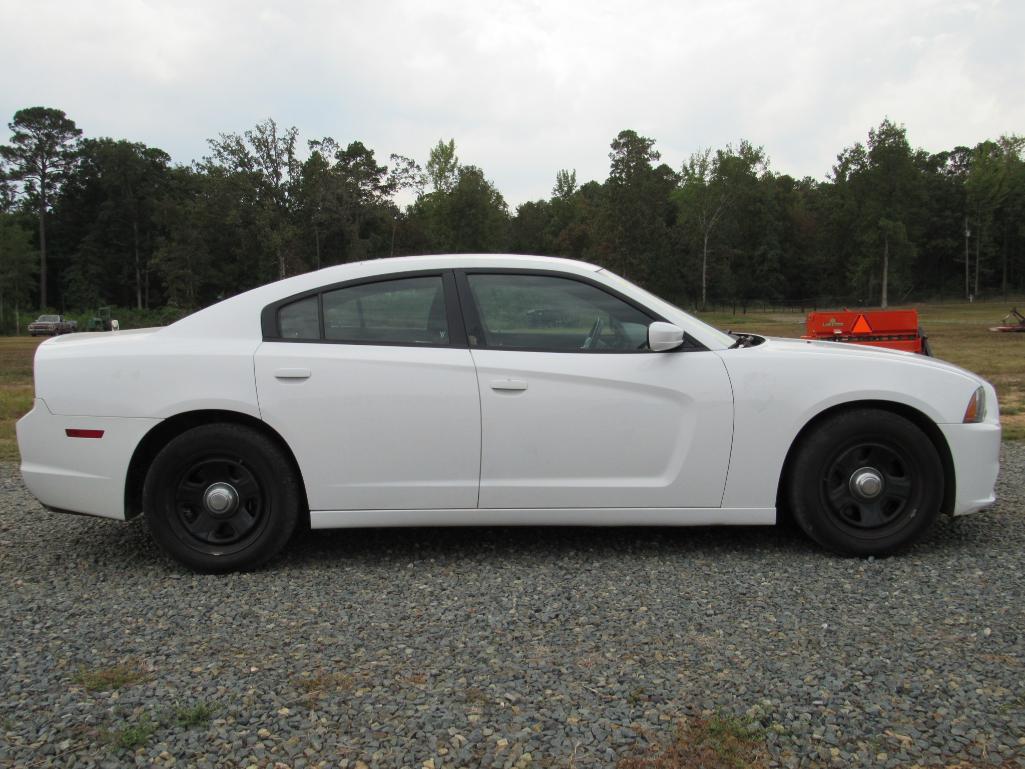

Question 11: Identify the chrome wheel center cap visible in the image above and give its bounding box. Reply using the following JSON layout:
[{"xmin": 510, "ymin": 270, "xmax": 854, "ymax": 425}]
[
  {"xmin": 203, "ymin": 482, "xmax": 239, "ymax": 516},
  {"xmin": 850, "ymin": 468, "xmax": 884, "ymax": 499}
]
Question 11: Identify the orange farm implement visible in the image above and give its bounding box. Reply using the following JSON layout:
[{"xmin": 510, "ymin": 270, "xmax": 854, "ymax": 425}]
[{"xmin": 803, "ymin": 310, "xmax": 932, "ymax": 356}]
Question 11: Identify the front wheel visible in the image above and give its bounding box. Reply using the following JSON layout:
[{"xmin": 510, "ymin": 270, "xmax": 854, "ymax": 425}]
[
  {"xmin": 787, "ymin": 409, "xmax": 943, "ymax": 556},
  {"xmin": 143, "ymin": 423, "xmax": 302, "ymax": 572}
]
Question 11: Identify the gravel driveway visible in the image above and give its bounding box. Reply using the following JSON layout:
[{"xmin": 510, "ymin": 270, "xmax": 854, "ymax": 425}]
[{"xmin": 2, "ymin": 446, "xmax": 1024, "ymax": 769}]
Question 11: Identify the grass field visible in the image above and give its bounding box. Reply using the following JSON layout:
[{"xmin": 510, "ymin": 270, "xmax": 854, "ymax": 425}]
[
  {"xmin": 1, "ymin": 299, "xmax": 1022, "ymax": 462},
  {"xmin": 0, "ymin": 336, "xmax": 38, "ymax": 462}
]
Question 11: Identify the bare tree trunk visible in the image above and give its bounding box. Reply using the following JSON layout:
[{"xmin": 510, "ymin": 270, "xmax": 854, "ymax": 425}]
[
  {"xmin": 38, "ymin": 198, "xmax": 47, "ymax": 309},
  {"xmin": 701, "ymin": 231, "xmax": 709, "ymax": 311},
  {"xmin": 314, "ymin": 228, "xmax": 321, "ymax": 269},
  {"xmin": 881, "ymin": 233, "xmax": 889, "ymax": 309},
  {"xmin": 974, "ymin": 223, "xmax": 982, "ymax": 298},
  {"xmin": 1002, "ymin": 221, "xmax": 1009, "ymax": 297},
  {"xmin": 963, "ymin": 217, "xmax": 970, "ymax": 300},
  {"xmin": 144, "ymin": 229, "xmax": 151, "ymax": 308},
  {"xmin": 133, "ymin": 220, "xmax": 142, "ymax": 309}
]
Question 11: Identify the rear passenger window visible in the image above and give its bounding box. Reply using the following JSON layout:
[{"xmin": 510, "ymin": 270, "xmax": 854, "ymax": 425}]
[
  {"xmin": 277, "ymin": 296, "xmax": 320, "ymax": 339},
  {"xmin": 322, "ymin": 276, "xmax": 449, "ymax": 345}
]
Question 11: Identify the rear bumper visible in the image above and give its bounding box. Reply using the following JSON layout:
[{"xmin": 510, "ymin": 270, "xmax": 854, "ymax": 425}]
[
  {"xmin": 938, "ymin": 421, "xmax": 1001, "ymax": 516},
  {"xmin": 16, "ymin": 399, "xmax": 160, "ymax": 520}
]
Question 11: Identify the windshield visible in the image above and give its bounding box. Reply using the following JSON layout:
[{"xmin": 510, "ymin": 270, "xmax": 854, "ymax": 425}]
[
  {"xmin": 595, "ymin": 269, "xmax": 736, "ymax": 348},
  {"xmin": 37, "ymin": 315, "xmax": 59, "ymax": 322}
]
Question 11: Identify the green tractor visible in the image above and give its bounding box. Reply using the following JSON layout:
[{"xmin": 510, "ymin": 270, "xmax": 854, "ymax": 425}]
[{"xmin": 86, "ymin": 307, "xmax": 119, "ymax": 332}]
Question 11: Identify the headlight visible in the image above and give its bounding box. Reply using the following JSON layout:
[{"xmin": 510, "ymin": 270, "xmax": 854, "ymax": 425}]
[{"xmin": 963, "ymin": 386, "xmax": 986, "ymax": 423}]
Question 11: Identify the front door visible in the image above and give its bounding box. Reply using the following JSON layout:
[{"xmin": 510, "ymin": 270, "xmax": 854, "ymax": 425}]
[{"xmin": 460, "ymin": 271, "xmax": 733, "ymax": 510}]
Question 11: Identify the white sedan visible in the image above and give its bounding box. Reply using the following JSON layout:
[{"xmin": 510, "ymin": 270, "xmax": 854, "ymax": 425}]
[{"xmin": 17, "ymin": 255, "xmax": 1000, "ymax": 571}]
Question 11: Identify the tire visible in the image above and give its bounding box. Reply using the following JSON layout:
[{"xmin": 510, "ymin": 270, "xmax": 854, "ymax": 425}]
[
  {"xmin": 143, "ymin": 423, "xmax": 302, "ymax": 572},
  {"xmin": 787, "ymin": 408, "xmax": 943, "ymax": 556}
]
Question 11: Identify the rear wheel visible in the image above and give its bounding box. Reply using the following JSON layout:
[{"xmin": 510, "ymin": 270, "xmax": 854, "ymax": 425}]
[
  {"xmin": 143, "ymin": 423, "xmax": 301, "ymax": 572},
  {"xmin": 788, "ymin": 409, "xmax": 943, "ymax": 556}
]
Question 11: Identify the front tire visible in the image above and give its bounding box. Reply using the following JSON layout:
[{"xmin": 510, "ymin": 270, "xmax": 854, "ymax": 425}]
[
  {"xmin": 143, "ymin": 423, "xmax": 301, "ymax": 572},
  {"xmin": 788, "ymin": 409, "xmax": 943, "ymax": 556}
]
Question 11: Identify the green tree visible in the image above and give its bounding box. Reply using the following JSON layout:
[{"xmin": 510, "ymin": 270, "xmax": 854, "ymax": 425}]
[
  {"xmin": 206, "ymin": 119, "xmax": 302, "ymax": 280},
  {"xmin": 0, "ymin": 214, "xmax": 37, "ymax": 332},
  {"xmin": 298, "ymin": 138, "xmax": 396, "ymax": 265},
  {"xmin": 150, "ymin": 166, "xmax": 219, "ymax": 308},
  {"xmin": 510, "ymin": 199, "xmax": 553, "ymax": 254},
  {"xmin": 863, "ymin": 120, "xmax": 922, "ymax": 307},
  {"xmin": 676, "ymin": 148, "xmax": 729, "ymax": 308},
  {"xmin": 414, "ymin": 165, "xmax": 509, "ymax": 253},
  {"xmin": 0, "ymin": 107, "xmax": 82, "ymax": 308},
  {"xmin": 553, "ymin": 169, "xmax": 577, "ymax": 200},
  {"xmin": 675, "ymin": 142, "xmax": 768, "ymax": 308},
  {"xmin": 426, "ymin": 139, "xmax": 459, "ymax": 193},
  {"xmin": 388, "ymin": 154, "xmax": 427, "ymax": 200},
  {"xmin": 74, "ymin": 139, "xmax": 170, "ymax": 307},
  {"xmin": 602, "ymin": 130, "xmax": 677, "ymax": 286},
  {"xmin": 965, "ymin": 136, "xmax": 1024, "ymax": 297}
]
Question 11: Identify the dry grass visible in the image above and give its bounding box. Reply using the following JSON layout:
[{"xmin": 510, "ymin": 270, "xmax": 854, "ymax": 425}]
[
  {"xmin": 0, "ymin": 300, "xmax": 1020, "ymax": 463},
  {"xmin": 295, "ymin": 671, "xmax": 356, "ymax": 693},
  {"xmin": 72, "ymin": 661, "xmax": 150, "ymax": 692},
  {"xmin": 618, "ymin": 714, "xmax": 767, "ymax": 769}
]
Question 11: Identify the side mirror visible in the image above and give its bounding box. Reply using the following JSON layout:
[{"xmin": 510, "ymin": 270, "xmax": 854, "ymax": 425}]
[{"xmin": 648, "ymin": 321, "xmax": 684, "ymax": 352}]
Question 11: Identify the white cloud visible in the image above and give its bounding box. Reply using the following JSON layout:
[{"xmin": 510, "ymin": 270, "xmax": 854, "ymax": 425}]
[{"xmin": 1, "ymin": 0, "xmax": 1022, "ymax": 204}]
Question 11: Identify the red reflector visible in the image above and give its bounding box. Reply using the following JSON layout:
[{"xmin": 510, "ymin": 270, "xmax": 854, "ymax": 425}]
[
  {"xmin": 65, "ymin": 429, "xmax": 104, "ymax": 439},
  {"xmin": 852, "ymin": 315, "xmax": 873, "ymax": 334}
]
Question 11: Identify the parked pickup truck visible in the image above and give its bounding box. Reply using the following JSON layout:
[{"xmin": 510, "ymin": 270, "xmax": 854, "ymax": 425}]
[{"xmin": 28, "ymin": 314, "xmax": 77, "ymax": 336}]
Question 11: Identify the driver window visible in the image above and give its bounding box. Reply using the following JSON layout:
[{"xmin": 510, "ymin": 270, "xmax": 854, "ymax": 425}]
[{"xmin": 466, "ymin": 274, "xmax": 651, "ymax": 351}]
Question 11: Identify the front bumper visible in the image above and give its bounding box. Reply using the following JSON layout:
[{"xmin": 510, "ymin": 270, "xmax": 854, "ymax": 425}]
[
  {"xmin": 16, "ymin": 399, "xmax": 160, "ymax": 520},
  {"xmin": 938, "ymin": 420, "xmax": 1001, "ymax": 516}
]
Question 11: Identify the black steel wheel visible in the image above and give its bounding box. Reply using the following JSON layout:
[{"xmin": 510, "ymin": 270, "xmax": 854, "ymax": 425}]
[
  {"xmin": 788, "ymin": 408, "xmax": 943, "ymax": 556},
  {"xmin": 144, "ymin": 423, "xmax": 301, "ymax": 572},
  {"xmin": 171, "ymin": 457, "xmax": 266, "ymax": 550}
]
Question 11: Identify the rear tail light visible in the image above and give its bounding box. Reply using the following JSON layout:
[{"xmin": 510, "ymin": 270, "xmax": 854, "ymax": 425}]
[
  {"xmin": 963, "ymin": 387, "xmax": 986, "ymax": 424},
  {"xmin": 65, "ymin": 429, "xmax": 104, "ymax": 438}
]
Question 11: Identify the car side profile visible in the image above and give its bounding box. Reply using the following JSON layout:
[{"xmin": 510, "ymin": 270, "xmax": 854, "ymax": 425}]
[{"xmin": 17, "ymin": 255, "xmax": 1001, "ymax": 571}]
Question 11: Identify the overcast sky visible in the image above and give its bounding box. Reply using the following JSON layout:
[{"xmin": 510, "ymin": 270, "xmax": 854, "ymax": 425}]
[{"xmin": 2, "ymin": 0, "xmax": 1022, "ymax": 206}]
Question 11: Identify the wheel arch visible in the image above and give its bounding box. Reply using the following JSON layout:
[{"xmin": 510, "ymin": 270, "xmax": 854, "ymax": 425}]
[
  {"xmin": 776, "ymin": 399, "xmax": 956, "ymax": 518},
  {"xmin": 124, "ymin": 409, "xmax": 309, "ymax": 521}
]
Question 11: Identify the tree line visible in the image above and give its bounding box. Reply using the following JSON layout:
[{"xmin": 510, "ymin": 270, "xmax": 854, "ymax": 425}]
[{"xmin": 1, "ymin": 106, "xmax": 1023, "ymax": 332}]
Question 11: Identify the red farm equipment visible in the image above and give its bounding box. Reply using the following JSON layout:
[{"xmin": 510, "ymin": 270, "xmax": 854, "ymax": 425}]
[{"xmin": 803, "ymin": 309, "xmax": 932, "ymax": 356}]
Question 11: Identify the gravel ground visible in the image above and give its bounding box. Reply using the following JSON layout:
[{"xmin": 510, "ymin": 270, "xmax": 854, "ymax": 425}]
[{"xmin": 1, "ymin": 446, "xmax": 1024, "ymax": 769}]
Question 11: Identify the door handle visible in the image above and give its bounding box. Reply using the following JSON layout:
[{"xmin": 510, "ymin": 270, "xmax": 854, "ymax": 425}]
[
  {"xmin": 491, "ymin": 379, "xmax": 528, "ymax": 391},
  {"xmin": 274, "ymin": 368, "xmax": 311, "ymax": 380}
]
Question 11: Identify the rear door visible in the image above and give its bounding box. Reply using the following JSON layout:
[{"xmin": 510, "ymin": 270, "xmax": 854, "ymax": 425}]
[{"xmin": 255, "ymin": 271, "xmax": 481, "ymax": 511}]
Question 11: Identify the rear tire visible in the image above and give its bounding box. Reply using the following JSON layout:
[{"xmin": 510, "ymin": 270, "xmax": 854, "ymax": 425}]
[
  {"xmin": 788, "ymin": 409, "xmax": 943, "ymax": 556},
  {"xmin": 143, "ymin": 423, "xmax": 301, "ymax": 572}
]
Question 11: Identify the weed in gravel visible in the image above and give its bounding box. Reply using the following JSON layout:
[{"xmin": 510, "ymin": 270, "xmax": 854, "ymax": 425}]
[
  {"xmin": 174, "ymin": 702, "xmax": 214, "ymax": 728},
  {"xmin": 296, "ymin": 671, "xmax": 356, "ymax": 693},
  {"xmin": 999, "ymin": 694, "xmax": 1025, "ymax": 713},
  {"xmin": 401, "ymin": 670, "xmax": 428, "ymax": 686},
  {"xmin": 627, "ymin": 686, "xmax": 648, "ymax": 705},
  {"xmin": 103, "ymin": 714, "xmax": 157, "ymax": 751},
  {"xmin": 619, "ymin": 713, "xmax": 766, "ymax": 769},
  {"xmin": 72, "ymin": 661, "xmax": 149, "ymax": 691},
  {"xmin": 462, "ymin": 687, "xmax": 489, "ymax": 706}
]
